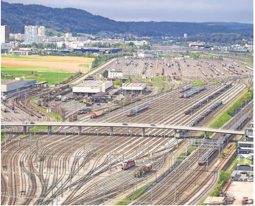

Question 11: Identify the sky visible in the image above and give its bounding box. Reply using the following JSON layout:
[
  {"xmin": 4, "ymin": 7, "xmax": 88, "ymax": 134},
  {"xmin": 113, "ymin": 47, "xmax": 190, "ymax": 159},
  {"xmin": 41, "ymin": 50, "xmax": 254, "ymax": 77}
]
[{"xmin": 4, "ymin": 0, "xmax": 253, "ymax": 23}]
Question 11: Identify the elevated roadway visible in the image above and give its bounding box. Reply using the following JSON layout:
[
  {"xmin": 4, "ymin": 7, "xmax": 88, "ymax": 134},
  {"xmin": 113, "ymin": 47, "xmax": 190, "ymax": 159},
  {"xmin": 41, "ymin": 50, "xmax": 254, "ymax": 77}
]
[{"xmin": 2, "ymin": 122, "xmax": 245, "ymax": 136}]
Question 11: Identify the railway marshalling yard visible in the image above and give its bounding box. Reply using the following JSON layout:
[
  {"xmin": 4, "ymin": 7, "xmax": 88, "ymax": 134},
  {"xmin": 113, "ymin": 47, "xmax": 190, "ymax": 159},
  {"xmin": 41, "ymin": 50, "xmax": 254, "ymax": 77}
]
[{"xmin": 1, "ymin": 54, "xmax": 253, "ymax": 205}]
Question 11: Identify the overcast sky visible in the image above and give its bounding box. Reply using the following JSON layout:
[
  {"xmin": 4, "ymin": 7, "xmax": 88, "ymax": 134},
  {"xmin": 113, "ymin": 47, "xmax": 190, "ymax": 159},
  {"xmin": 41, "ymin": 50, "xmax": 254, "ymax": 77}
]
[{"xmin": 4, "ymin": 0, "xmax": 253, "ymax": 23}]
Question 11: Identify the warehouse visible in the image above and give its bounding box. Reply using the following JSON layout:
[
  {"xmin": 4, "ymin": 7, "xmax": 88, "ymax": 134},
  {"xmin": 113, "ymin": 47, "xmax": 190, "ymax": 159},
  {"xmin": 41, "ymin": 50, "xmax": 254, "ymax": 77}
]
[
  {"xmin": 122, "ymin": 83, "xmax": 147, "ymax": 91},
  {"xmin": 1, "ymin": 79, "xmax": 37, "ymax": 95},
  {"xmin": 72, "ymin": 81, "xmax": 113, "ymax": 96},
  {"xmin": 108, "ymin": 69, "xmax": 123, "ymax": 78}
]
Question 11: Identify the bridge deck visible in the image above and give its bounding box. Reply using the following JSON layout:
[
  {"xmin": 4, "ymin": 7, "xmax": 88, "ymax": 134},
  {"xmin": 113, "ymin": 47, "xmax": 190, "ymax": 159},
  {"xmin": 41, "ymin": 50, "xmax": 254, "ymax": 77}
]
[{"xmin": 2, "ymin": 122, "xmax": 245, "ymax": 135}]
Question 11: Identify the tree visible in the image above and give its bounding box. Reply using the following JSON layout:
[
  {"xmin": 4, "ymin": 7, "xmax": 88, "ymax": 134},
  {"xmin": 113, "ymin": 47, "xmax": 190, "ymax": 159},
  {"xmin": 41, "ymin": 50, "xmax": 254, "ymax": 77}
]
[
  {"xmin": 114, "ymin": 79, "xmax": 122, "ymax": 86},
  {"xmin": 102, "ymin": 70, "xmax": 108, "ymax": 78}
]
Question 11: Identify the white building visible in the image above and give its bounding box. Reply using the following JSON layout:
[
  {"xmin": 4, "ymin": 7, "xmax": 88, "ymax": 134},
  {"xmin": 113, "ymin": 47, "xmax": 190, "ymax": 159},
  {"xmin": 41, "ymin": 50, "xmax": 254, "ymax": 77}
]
[
  {"xmin": 25, "ymin": 25, "xmax": 38, "ymax": 43},
  {"xmin": 65, "ymin": 33, "xmax": 72, "ymax": 38},
  {"xmin": 38, "ymin": 26, "xmax": 46, "ymax": 36},
  {"xmin": 72, "ymin": 81, "xmax": 113, "ymax": 95},
  {"xmin": 1, "ymin": 25, "xmax": 10, "ymax": 43},
  {"xmin": 122, "ymin": 83, "xmax": 147, "ymax": 91},
  {"xmin": 137, "ymin": 51, "xmax": 154, "ymax": 58},
  {"xmin": 108, "ymin": 69, "xmax": 123, "ymax": 78},
  {"xmin": 38, "ymin": 35, "xmax": 46, "ymax": 42},
  {"xmin": 1, "ymin": 42, "xmax": 15, "ymax": 50},
  {"xmin": 184, "ymin": 33, "xmax": 188, "ymax": 38}
]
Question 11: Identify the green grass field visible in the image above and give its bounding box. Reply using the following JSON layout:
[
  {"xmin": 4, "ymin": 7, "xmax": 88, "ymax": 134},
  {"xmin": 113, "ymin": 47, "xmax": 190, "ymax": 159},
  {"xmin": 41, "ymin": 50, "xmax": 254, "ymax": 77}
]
[
  {"xmin": 1, "ymin": 66, "xmax": 76, "ymax": 85},
  {"xmin": 238, "ymin": 158, "xmax": 252, "ymax": 166},
  {"xmin": 78, "ymin": 64, "xmax": 89, "ymax": 68}
]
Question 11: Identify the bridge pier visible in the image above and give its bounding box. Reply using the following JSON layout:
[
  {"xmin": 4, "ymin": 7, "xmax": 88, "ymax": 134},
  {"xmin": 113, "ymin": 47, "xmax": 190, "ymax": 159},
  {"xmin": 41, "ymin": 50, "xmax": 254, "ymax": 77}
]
[
  {"xmin": 110, "ymin": 127, "xmax": 113, "ymax": 136},
  {"xmin": 142, "ymin": 128, "xmax": 145, "ymax": 137},
  {"xmin": 78, "ymin": 126, "xmax": 82, "ymax": 135},
  {"xmin": 23, "ymin": 126, "xmax": 27, "ymax": 134},
  {"xmin": 47, "ymin": 126, "xmax": 52, "ymax": 135}
]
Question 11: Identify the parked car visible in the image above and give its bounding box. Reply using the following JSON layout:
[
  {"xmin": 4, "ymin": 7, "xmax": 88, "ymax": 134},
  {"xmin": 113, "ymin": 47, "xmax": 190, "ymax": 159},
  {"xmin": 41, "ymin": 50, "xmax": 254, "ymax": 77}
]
[{"xmin": 30, "ymin": 122, "xmax": 35, "ymax": 124}]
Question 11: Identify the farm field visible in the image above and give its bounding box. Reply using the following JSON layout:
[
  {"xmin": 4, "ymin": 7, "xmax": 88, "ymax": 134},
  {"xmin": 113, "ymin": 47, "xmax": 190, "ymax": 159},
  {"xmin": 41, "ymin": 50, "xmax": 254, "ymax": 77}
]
[
  {"xmin": 1, "ymin": 66, "xmax": 77, "ymax": 85},
  {"xmin": 1, "ymin": 55, "xmax": 94, "ymax": 72}
]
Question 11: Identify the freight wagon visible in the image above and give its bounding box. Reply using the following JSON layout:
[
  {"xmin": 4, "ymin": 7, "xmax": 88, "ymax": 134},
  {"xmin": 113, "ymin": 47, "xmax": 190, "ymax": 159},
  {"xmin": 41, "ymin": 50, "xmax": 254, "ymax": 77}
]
[
  {"xmin": 90, "ymin": 111, "xmax": 103, "ymax": 118},
  {"xmin": 127, "ymin": 103, "xmax": 149, "ymax": 116},
  {"xmin": 182, "ymin": 85, "xmax": 205, "ymax": 98},
  {"xmin": 122, "ymin": 160, "xmax": 135, "ymax": 170},
  {"xmin": 134, "ymin": 163, "xmax": 152, "ymax": 177}
]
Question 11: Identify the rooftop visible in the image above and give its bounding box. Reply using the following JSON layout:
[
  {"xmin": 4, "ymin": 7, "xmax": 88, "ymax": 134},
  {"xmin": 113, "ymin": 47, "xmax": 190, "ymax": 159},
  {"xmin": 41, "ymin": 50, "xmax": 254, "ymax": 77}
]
[
  {"xmin": 1, "ymin": 79, "xmax": 24, "ymax": 85},
  {"xmin": 122, "ymin": 83, "xmax": 146, "ymax": 87},
  {"xmin": 74, "ymin": 80, "xmax": 110, "ymax": 88}
]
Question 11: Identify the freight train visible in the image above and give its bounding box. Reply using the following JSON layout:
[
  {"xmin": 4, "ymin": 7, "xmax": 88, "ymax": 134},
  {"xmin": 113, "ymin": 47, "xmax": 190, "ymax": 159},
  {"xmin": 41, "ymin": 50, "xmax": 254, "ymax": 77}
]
[
  {"xmin": 179, "ymin": 85, "xmax": 205, "ymax": 98},
  {"xmin": 134, "ymin": 163, "xmax": 152, "ymax": 177},
  {"xmin": 126, "ymin": 103, "xmax": 149, "ymax": 116},
  {"xmin": 189, "ymin": 101, "xmax": 222, "ymax": 127},
  {"xmin": 184, "ymin": 83, "xmax": 231, "ymax": 115},
  {"xmin": 198, "ymin": 113, "xmax": 249, "ymax": 165}
]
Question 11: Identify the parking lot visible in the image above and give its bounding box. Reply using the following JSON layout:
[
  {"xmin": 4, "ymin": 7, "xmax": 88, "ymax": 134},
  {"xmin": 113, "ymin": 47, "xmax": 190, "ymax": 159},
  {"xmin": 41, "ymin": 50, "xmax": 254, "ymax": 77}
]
[{"xmin": 226, "ymin": 181, "xmax": 253, "ymax": 205}]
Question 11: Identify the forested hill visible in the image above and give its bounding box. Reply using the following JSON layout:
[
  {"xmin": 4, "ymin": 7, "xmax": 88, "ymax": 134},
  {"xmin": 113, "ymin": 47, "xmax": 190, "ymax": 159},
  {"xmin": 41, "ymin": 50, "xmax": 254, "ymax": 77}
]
[{"xmin": 1, "ymin": 1, "xmax": 253, "ymax": 36}]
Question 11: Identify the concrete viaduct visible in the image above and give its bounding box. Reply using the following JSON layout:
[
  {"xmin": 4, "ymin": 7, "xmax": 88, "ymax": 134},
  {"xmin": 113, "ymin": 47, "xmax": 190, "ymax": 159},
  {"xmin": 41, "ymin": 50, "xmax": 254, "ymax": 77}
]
[{"xmin": 2, "ymin": 122, "xmax": 245, "ymax": 137}]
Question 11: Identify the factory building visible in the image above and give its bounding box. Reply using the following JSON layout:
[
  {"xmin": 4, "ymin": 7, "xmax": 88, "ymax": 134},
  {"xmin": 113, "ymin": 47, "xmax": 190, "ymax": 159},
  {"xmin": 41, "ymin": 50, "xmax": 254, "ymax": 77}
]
[
  {"xmin": 108, "ymin": 69, "xmax": 123, "ymax": 78},
  {"xmin": 1, "ymin": 79, "xmax": 36, "ymax": 95},
  {"xmin": 137, "ymin": 51, "xmax": 154, "ymax": 58},
  {"xmin": 122, "ymin": 83, "xmax": 147, "ymax": 91},
  {"xmin": 72, "ymin": 81, "xmax": 113, "ymax": 96}
]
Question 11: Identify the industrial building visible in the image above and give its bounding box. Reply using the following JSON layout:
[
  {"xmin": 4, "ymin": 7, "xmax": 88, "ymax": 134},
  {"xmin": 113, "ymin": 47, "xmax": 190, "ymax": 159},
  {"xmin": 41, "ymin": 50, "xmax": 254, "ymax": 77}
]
[
  {"xmin": 122, "ymin": 83, "xmax": 147, "ymax": 91},
  {"xmin": 1, "ymin": 25, "xmax": 10, "ymax": 43},
  {"xmin": 137, "ymin": 51, "xmax": 154, "ymax": 58},
  {"xmin": 1, "ymin": 79, "xmax": 36, "ymax": 95},
  {"xmin": 108, "ymin": 69, "xmax": 123, "ymax": 78},
  {"xmin": 72, "ymin": 81, "xmax": 113, "ymax": 96}
]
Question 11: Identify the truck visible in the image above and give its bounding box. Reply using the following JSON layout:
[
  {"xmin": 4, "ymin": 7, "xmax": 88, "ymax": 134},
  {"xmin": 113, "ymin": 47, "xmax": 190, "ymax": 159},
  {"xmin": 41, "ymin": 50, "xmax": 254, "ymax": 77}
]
[
  {"xmin": 134, "ymin": 163, "xmax": 152, "ymax": 177},
  {"xmin": 68, "ymin": 115, "xmax": 77, "ymax": 122},
  {"xmin": 90, "ymin": 111, "xmax": 103, "ymax": 118},
  {"xmin": 62, "ymin": 96, "xmax": 67, "ymax": 102}
]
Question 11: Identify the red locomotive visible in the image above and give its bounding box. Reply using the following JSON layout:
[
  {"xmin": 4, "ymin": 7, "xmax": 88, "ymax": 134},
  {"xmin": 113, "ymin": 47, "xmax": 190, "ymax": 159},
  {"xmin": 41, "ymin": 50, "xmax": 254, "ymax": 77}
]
[
  {"xmin": 122, "ymin": 159, "xmax": 135, "ymax": 170},
  {"xmin": 10, "ymin": 105, "xmax": 15, "ymax": 110}
]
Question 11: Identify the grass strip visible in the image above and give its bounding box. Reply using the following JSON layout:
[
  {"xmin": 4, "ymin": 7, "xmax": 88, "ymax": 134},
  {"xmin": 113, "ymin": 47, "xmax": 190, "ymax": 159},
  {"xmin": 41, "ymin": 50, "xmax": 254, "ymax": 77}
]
[
  {"xmin": 164, "ymin": 84, "xmax": 170, "ymax": 92},
  {"xmin": 1, "ymin": 129, "xmax": 5, "ymax": 141},
  {"xmin": 212, "ymin": 79, "xmax": 220, "ymax": 83},
  {"xmin": 192, "ymin": 80, "xmax": 205, "ymax": 86},
  {"xmin": 114, "ymin": 185, "xmax": 148, "ymax": 205}
]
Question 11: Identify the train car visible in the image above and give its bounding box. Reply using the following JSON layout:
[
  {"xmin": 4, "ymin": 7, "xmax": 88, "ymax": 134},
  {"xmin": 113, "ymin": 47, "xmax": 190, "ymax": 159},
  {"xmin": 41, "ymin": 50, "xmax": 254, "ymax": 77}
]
[
  {"xmin": 122, "ymin": 160, "xmax": 135, "ymax": 170},
  {"xmin": 134, "ymin": 163, "xmax": 152, "ymax": 177},
  {"xmin": 10, "ymin": 105, "xmax": 15, "ymax": 110},
  {"xmin": 198, "ymin": 146, "xmax": 217, "ymax": 165},
  {"xmin": 90, "ymin": 111, "xmax": 103, "ymax": 118},
  {"xmin": 37, "ymin": 100, "xmax": 42, "ymax": 106},
  {"xmin": 127, "ymin": 103, "xmax": 149, "ymax": 116},
  {"xmin": 68, "ymin": 115, "xmax": 77, "ymax": 122},
  {"xmin": 161, "ymin": 68, "xmax": 164, "ymax": 75},
  {"xmin": 1, "ymin": 106, "xmax": 7, "ymax": 112},
  {"xmin": 179, "ymin": 85, "xmax": 192, "ymax": 93}
]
